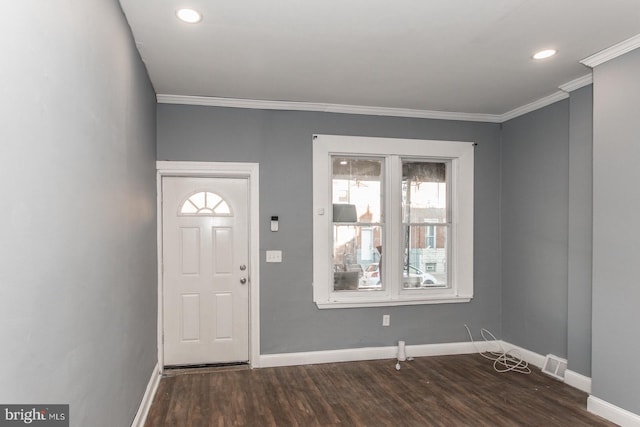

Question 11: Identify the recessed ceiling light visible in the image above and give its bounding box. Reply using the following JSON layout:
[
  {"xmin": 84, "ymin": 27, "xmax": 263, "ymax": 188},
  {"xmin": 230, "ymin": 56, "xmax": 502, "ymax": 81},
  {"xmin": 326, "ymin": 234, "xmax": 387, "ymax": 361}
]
[
  {"xmin": 533, "ymin": 49, "xmax": 557, "ymax": 60},
  {"xmin": 176, "ymin": 8, "xmax": 202, "ymax": 24}
]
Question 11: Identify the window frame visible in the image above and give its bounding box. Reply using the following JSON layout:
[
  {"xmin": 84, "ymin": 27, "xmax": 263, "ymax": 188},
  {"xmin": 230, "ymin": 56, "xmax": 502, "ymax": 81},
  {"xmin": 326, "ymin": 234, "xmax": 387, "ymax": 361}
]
[{"xmin": 312, "ymin": 134, "xmax": 474, "ymax": 309}]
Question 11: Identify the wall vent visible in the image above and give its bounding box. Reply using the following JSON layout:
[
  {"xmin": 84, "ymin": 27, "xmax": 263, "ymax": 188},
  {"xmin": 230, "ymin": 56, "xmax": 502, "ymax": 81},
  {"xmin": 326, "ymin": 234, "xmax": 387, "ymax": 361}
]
[{"xmin": 541, "ymin": 354, "xmax": 567, "ymax": 380}]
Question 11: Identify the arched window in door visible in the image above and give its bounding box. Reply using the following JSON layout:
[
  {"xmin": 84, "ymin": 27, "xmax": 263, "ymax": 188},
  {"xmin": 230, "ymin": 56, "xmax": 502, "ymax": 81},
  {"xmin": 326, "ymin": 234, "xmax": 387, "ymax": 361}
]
[{"xmin": 179, "ymin": 191, "xmax": 232, "ymax": 216}]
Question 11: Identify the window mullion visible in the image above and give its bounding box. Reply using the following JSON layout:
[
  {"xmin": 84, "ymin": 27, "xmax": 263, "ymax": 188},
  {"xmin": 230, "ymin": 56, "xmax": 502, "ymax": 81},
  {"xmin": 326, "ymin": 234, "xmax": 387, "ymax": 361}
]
[
  {"xmin": 447, "ymin": 158, "xmax": 456, "ymax": 294},
  {"xmin": 386, "ymin": 155, "xmax": 401, "ymax": 299}
]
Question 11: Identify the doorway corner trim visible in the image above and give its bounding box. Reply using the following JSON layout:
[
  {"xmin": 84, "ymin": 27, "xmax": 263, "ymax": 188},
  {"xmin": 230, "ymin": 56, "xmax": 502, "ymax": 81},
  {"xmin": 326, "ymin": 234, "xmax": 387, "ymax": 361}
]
[{"xmin": 156, "ymin": 161, "xmax": 260, "ymax": 371}]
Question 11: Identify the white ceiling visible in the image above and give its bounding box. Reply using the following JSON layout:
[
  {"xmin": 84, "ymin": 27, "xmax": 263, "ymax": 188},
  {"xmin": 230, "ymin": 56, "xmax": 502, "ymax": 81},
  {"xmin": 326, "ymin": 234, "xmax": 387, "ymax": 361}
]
[{"xmin": 119, "ymin": 0, "xmax": 640, "ymax": 119}]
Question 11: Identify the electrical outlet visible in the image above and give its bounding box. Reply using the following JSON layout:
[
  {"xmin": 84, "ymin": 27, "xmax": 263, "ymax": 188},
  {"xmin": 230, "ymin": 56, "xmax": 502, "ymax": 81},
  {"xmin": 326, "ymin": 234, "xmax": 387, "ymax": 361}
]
[
  {"xmin": 266, "ymin": 250, "xmax": 282, "ymax": 263},
  {"xmin": 382, "ymin": 314, "xmax": 390, "ymax": 326}
]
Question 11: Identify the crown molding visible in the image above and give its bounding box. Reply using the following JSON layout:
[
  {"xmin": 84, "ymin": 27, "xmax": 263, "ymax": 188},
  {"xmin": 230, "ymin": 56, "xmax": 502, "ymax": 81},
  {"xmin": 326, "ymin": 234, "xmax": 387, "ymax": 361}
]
[
  {"xmin": 581, "ymin": 33, "xmax": 640, "ymax": 68},
  {"xmin": 499, "ymin": 91, "xmax": 569, "ymax": 122},
  {"xmin": 158, "ymin": 73, "xmax": 591, "ymax": 125},
  {"xmin": 559, "ymin": 74, "xmax": 593, "ymax": 93},
  {"xmin": 156, "ymin": 94, "xmax": 502, "ymax": 123}
]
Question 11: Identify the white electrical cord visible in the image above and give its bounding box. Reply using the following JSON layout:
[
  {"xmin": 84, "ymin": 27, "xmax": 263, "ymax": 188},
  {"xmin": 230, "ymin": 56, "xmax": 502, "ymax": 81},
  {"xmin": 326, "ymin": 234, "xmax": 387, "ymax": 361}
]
[
  {"xmin": 395, "ymin": 341, "xmax": 414, "ymax": 371},
  {"xmin": 464, "ymin": 324, "xmax": 531, "ymax": 375}
]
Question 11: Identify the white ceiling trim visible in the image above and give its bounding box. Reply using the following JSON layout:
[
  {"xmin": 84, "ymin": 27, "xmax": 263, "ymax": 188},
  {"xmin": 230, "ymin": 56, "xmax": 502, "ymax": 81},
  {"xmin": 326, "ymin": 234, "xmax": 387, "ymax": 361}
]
[
  {"xmin": 581, "ymin": 33, "xmax": 640, "ymax": 68},
  {"xmin": 559, "ymin": 74, "xmax": 593, "ymax": 93},
  {"xmin": 157, "ymin": 72, "xmax": 593, "ymax": 125},
  {"xmin": 157, "ymin": 94, "xmax": 502, "ymax": 123},
  {"xmin": 498, "ymin": 91, "xmax": 570, "ymax": 123}
]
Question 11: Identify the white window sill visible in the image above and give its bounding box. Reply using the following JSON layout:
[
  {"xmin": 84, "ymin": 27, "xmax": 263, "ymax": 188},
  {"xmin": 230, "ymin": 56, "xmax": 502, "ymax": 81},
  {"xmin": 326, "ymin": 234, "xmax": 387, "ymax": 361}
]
[{"xmin": 315, "ymin": 295, "xmax": 472, "ymax": 309}]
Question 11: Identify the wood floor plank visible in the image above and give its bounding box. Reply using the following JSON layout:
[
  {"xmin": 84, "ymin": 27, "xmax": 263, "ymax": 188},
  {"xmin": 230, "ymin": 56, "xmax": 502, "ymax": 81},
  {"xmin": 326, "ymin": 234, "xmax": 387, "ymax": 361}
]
[{"xmin": 144, "ymin": 354, "xmax": 616, "ymax": 427}]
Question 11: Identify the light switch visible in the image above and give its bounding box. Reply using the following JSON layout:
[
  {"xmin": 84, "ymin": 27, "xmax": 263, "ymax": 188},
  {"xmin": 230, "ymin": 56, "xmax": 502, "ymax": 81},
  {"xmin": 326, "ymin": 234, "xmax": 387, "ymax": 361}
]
[{"xmin": 266, "ymin": 250, "xmax": 282, "ymax": 263}]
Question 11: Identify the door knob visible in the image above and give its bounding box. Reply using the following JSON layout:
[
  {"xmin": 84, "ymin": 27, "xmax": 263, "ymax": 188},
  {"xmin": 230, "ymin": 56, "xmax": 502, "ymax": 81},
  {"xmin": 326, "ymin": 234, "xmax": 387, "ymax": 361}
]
[
  {"xmin": 240, "ymin": 278, "xmax": 247, "ymax": 284},
  {"xmin": 239, "ymin": 264, "xmax": 247, "ymax": 271}
]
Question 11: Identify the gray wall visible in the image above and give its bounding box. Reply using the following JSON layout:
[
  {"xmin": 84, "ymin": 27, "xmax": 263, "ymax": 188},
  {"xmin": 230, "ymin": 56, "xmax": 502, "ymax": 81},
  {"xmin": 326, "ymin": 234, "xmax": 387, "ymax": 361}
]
[
  {"xmin": 500, "ymin": 88, "xmax": 595, "ymax": 377},
  {"xmin": 592, "ymin": 48, "xmax": 640, "ymax": 414},
  {"xmin": 157, "ymin": 105, "xmax": 502, "ymax": 354},
  {"xmin": 500, "ymin": 100, "xmax": 570, "ymax": 358},
  {"xmin": 567, "ymin": 85, "xmax": 593, "ymax": 376},
  {"xmin": 0, "ymin": 1, "xmax": 157, "ymax": 426}
]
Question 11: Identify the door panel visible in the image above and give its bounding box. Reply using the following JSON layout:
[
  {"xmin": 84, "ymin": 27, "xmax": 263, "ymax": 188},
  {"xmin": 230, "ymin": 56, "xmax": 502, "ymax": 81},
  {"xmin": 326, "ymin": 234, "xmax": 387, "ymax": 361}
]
[
  {"xmin": 213, "ymin": 227, "xmax": 233, "ymax": 274},
  {"xmin": 180, "ymin": 227, "xmax": 200, "ymax": 275},
  {"xmin": 162, "ymin": 177, "xmax": 249, "ymax": 366},
  {"xmin": 215, "ymin": 293, "xmax": 233, "ymax": 339},
  {"xmin": 181, "ymin": 294, "xmax": 200, "ymax": 341}
]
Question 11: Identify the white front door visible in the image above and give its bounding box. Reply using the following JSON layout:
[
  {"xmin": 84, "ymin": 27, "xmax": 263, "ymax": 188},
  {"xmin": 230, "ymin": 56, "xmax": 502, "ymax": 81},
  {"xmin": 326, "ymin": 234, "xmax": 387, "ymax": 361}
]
[{"xmin": 162, "ymin": 176, "xmax": 249, "ymax": 366}]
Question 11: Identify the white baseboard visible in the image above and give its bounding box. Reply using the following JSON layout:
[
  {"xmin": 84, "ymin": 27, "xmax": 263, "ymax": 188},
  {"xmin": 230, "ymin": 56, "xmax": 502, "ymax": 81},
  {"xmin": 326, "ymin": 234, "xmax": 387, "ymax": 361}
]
[
  {"xmin": 258, "ymin": 346, "xmax": 395, "ymax": 368},
  {"xmin": 499, "ymin": 340, "xmax": 547, "ymax": 368},
  {"xmin": 131, "ymin": 363, "xmax": 161, "ymax": 427},
  {"xmin": 498, "ymin": 341, "xmax": 595, "ymax": 394},
  {"xmin": 564, "ymin": 369, "xmax": 592, "ymax": 393},
  {"xmin": 409, "ymin": 340, "xmax": 499, "ymax": 357},
  {"xmin": 259, "ymin": 341, "xmax": 595, "ymax": 399},
  {"xmin": 257, "ymin": 340, "xmax": 499, "ymax": 368},
  {"xmin": 588, "ymin": 396, "xmax": 640, "ymax": 426}
]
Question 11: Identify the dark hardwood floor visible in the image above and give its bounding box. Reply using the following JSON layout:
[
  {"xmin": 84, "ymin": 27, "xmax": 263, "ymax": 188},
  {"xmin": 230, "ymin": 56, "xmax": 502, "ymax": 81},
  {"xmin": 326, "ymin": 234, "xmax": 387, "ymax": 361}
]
[{"xmin": 145, "ymin": 354, "xmax": 614, "ymax": 426}]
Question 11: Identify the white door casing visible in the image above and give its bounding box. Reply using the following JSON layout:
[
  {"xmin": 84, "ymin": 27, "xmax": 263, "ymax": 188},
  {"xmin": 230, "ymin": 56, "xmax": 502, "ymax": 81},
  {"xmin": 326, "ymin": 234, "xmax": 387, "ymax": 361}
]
[{"xmin": 162, "ymin": 176, "xmax": 249, "ymax": 366}]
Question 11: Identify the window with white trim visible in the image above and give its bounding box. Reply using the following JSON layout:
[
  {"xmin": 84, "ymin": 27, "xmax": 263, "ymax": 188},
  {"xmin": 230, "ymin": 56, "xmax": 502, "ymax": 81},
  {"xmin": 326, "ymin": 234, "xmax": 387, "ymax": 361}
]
[
  {"xmin": 312, "ymin": 135, "xmax": 474, "ymax": 308},
  {"xmin": 179, "ymin": 191, "xmax": 232, "ymax": 216}
]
